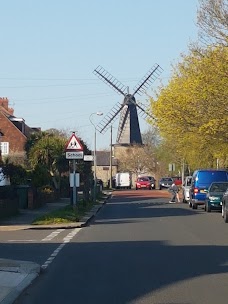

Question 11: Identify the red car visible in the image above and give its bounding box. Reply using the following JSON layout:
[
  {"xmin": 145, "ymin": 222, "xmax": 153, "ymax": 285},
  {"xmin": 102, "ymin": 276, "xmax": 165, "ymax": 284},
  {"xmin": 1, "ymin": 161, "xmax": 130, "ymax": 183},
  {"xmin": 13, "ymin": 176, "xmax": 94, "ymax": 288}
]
[{"xmin": 136, "ymin": 176, "xmax": 152, "ymax": 190}]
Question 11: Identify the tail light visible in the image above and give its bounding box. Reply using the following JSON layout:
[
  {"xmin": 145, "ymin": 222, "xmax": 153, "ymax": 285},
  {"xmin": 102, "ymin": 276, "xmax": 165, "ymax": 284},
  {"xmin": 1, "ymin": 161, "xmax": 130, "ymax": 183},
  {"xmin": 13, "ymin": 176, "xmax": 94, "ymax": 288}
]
[{"xmin": 194, "ymin": 188, "xmax": 199, "ymax": 193}]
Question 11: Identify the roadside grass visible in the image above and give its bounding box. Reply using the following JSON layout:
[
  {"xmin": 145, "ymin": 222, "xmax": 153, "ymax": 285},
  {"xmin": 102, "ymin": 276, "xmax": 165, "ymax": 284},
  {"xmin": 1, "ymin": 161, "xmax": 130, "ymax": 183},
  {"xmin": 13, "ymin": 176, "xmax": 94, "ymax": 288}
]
[{"xmin": 32, "ymin": 193, "xmax": 108, "ymax": 225}]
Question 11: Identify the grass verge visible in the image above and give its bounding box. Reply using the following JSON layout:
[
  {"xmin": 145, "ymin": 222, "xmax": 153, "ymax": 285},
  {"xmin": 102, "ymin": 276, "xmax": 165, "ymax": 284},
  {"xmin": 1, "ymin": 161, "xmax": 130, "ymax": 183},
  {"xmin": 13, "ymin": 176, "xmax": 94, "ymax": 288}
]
[{"xmin": 32, "ymin": 194, "xmax": 107, "ymax": 225}]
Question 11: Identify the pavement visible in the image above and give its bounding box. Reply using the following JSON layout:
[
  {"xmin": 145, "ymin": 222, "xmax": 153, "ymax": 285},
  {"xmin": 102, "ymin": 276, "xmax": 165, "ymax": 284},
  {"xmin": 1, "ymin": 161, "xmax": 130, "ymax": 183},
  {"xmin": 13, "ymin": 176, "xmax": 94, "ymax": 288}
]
[{"xmin": 0, "ymin": 191, "xmax": 111, "ymax": 304}]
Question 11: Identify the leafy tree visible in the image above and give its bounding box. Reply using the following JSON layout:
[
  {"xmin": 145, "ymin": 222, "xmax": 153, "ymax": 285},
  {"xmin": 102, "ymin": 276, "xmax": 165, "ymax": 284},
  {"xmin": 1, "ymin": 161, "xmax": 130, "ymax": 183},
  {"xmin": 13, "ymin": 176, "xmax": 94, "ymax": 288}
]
[
  {"xmin": 27, "ymin": 132, "xmax": 93, "ymax": 200},
  {"xmin": 24, "ymin": 131, "xmax": 47, "ymax": 157},
  {"xmin": 150, "ymin": 46, "xmax": 228, "ymax": 169},
  {"xmin": 29, "ymin": 164, "xmax": 51, "ymax": 187},
  {"xmin": 28, "ymin": 134, "xmax": 68, "ymax": 190}
]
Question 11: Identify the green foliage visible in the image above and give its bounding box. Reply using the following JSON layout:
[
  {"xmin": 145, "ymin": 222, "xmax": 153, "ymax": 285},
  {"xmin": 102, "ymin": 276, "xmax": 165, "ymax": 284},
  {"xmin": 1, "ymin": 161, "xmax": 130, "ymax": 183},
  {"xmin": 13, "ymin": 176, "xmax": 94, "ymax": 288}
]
[
  {"xmin": 32, "ymin": 200, "xmax": 94, "ymax": 225},
  {"xmin": 150, "ymin": 46, "xmax": 228, "ymax": 170},
  {"xmin": 2, "ymin": 163, "xmax": 28, "ymax": 185},
  {"xmin": 25, "ymin": 132, "xmax": 93, "ymax": 196},
  {"xmin": 24, "ymin": 131, "xmax": 47, "ymax": 157},
  {"xmin": 30, "ymin": 164, "xmax": 51, "ymax": 187}
]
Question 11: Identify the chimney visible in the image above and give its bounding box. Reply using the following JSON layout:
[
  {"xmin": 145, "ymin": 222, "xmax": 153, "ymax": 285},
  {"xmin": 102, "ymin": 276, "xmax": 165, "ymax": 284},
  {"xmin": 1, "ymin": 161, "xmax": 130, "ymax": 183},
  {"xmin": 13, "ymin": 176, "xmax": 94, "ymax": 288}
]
[{"xmin": 0, "ymin": 97, "xmax": 14, "ymax": 115}]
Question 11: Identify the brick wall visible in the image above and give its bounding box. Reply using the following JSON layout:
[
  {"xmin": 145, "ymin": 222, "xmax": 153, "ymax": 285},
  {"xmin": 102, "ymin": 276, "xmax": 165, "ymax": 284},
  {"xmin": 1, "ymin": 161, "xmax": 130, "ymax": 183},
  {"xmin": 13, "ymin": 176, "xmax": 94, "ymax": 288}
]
[
  {"xmin": 95, "ymin": 165, "xmax": 118, "ymax": 187},
  {"xmin": 0, "ymin": 112, "xmax": 27, "ymax": 154}
]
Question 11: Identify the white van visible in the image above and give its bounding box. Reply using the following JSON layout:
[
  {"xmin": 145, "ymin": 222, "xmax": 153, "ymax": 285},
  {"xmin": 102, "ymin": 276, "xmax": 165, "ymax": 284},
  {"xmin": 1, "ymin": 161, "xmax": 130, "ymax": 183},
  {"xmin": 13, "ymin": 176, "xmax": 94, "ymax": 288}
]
[
  {"xmin": 182, "ymin": 176, "xmax": 192, "ymax": 203},
  {"xmin": 115, "ymin": 172, "xmax": 131, "ymax": 189}
]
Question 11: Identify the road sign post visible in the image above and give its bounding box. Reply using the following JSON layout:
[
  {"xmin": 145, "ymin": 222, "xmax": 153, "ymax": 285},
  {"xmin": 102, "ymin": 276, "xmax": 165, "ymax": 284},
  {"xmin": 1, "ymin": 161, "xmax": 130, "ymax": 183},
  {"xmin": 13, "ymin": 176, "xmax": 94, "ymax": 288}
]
[
  {"xmin": 72, "ymin": 159, "xmax": 77, "ymax": 208},
  {"xmin": 65, "ymin": 133, "xmax": 84, "ymax": 207}
]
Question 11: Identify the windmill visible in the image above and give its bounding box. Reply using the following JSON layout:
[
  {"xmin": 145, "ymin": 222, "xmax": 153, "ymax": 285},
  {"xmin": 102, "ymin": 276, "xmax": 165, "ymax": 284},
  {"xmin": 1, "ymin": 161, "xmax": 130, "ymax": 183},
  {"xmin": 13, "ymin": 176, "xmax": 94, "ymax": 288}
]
[{"xmin": 93, "ymin": 64, "xmax": 163, "ymax": 146}]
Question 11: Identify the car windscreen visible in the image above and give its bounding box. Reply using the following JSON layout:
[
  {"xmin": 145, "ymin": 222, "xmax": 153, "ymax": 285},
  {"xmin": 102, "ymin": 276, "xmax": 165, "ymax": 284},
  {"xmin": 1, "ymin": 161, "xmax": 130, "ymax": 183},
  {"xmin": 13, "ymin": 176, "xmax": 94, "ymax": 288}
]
[
  {"xmin": 197, "ymin": 171, "xmax": 228, "ymax": 185},
  {"xmin": 138, "ymin": 177, "xmax": 149, "ymax": 181},
  {"xmin": 210, "ymin": 183, "xmax": 228, "ymax": 193},
  {"xmin": 161, "ymin": 178, "xmax": 172, "ymax": 182}
]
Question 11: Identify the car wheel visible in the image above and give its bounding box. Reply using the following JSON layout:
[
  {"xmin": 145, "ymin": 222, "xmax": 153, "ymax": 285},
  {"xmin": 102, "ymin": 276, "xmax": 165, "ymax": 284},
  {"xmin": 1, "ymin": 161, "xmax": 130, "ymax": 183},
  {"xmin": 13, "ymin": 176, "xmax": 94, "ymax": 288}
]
[
  {"xmin": 206, "ymin": 202, "xmax": 211, "ymax": 212},
  {"xmin": 159, "ymin": 186, "xmax": 162, "ymax": 190},
  {"xmin": 189, "ymin": 201, "xmax": 192, "ymax": 208},
  {"xmin": 192, "ymin": 203, "xmax": 197, "ymax": 209},
  {"xmin": 136, "ymin": 186, "xmax": 138, "ymax": 190},
  {"xmin": 224, "ymin": 204, "xmax": 228, "ymax": 223}
]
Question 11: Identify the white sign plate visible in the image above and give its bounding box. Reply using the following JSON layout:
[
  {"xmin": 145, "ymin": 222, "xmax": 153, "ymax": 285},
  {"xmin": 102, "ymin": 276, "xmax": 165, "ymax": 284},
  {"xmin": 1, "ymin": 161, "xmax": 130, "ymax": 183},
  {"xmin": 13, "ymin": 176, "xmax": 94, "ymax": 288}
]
[
  {"xmin": 84, "ymin": 155, "xmax": 94, "ymax": 161},
  {"xmin": 66, "ymin": 151, "xmax": 84, "ymax": 159}
]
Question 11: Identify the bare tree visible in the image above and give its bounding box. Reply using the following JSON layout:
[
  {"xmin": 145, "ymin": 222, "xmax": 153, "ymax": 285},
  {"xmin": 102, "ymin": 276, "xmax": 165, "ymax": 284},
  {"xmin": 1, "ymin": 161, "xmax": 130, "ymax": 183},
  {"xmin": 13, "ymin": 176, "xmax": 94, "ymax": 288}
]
[
  {"xmin": 116, "ymin": 144, "xmax": 157, "ymax": 176},
  {"xmin": 197, "ymin": 0, "xmax": 228, "ymax": 46}
]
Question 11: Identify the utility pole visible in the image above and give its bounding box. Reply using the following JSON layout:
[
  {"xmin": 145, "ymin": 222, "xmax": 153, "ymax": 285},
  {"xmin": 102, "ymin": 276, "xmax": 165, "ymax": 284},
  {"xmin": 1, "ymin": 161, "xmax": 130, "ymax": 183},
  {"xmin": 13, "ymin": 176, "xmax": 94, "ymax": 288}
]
[
  {"xmin": 109, "ymin": 125, "xmax": 113, "ymax": 189},
  {"xmin": 181, "ymin": 159, "xmax": 185, "ymax": 185}
]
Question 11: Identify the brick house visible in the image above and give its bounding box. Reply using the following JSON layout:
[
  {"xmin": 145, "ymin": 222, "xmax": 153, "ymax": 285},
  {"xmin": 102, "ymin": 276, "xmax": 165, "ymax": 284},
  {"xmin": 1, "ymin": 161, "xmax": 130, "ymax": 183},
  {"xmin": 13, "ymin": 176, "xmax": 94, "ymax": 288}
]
[{"xmin": 0, "ymin": 97, "xmax": 40, "ymax": 163}]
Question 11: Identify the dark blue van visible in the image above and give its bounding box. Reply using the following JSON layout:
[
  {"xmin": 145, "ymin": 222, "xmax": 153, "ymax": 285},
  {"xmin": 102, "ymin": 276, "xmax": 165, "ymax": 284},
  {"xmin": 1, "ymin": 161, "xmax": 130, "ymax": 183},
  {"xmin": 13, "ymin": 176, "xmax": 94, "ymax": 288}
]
[{"xmin": 189, "ymin": 169, "xmax": 228, "ymax": 209}]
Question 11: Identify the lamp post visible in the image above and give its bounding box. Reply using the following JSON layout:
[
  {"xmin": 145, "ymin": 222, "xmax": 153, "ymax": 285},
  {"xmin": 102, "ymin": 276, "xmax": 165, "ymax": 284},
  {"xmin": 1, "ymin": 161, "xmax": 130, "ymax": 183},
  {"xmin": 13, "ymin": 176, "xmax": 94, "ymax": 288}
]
[{"xmin": 89, "ymin": 112, "xmax": 103, "ymax": 202}]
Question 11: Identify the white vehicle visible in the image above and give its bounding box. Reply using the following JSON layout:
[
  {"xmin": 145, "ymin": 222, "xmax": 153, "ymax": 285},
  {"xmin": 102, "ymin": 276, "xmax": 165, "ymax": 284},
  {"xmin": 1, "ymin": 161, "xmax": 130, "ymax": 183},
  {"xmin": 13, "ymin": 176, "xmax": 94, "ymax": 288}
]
[
  {"xmin": 0, "ymin": 168, "xmax": 10, "ymax": 186},
  {"xmin": 115, "ymin": 172, "xmax": 131, "ymax": 189},
  {"xmin": 182, "ymin": 176, "xmax": 192, "ymax": 203}
]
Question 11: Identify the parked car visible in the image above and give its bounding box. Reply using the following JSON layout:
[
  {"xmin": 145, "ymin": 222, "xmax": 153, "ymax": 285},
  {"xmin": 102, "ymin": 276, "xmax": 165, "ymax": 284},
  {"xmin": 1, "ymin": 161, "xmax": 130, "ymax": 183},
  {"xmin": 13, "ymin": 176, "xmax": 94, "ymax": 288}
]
[
  {"xmin": 182, "ymin": 176, "xmax": 192, "ymax": 203},
  {"xmin": 189, "ymin": 169, "xmax": 228, "ymax": 209},
  {"xmin": 146, "ymin": 176, "xmax": 156, "ymax": 189},
  {"xmin": 136, "ymin": 176, "xmax": 152, "ymax": 190},
  {"xmin": 159, "ymin": 177, "xmax": 173, "ymax": 190},
  {"xmin": 172, "ymin": 176, "xmax": 182, "ymax": 186},
  {"xmin": 222, "ymin": 188, "xmax": 228, "ymax": 223},
  {"xmin": 204, "ymin": 181, "xmax": 228, "ymax": 212}
]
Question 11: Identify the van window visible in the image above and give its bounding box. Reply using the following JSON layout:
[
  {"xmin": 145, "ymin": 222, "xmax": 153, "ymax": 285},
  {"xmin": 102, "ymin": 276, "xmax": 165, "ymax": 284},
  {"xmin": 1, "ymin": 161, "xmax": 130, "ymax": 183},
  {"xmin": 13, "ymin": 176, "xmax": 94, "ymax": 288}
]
[
  {"xmin": 196, "ymin": 171, "xmax": 228, "ymax": 184},
  {"xmin": 186, "ymin": 177, "xmax": 192, "ymax": 186}
]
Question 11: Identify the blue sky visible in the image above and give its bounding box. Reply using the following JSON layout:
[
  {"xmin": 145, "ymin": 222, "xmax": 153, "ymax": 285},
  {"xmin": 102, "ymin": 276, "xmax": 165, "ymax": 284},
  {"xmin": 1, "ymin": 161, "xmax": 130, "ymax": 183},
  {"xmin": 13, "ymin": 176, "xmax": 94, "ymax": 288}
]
[{"xmin": 1, "ymin": 0, "xmax": 199, "ymax": 150}]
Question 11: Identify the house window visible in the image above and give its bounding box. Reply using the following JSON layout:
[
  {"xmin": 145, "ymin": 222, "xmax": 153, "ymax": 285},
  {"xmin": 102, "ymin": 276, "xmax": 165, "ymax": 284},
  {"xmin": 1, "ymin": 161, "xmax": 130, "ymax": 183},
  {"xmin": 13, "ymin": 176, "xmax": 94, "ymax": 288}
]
[{"xmin": 0, "ymin": 142, "xmax": 9, "ymax": 155}]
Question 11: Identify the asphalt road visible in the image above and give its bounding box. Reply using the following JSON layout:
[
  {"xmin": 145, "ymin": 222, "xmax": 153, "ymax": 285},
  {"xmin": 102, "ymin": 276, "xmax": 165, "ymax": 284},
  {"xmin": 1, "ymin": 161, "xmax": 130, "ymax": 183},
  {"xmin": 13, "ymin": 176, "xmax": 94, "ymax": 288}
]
[{"xmin": 2, "ymin": 189, "xmax": 228, "ymax": 304}]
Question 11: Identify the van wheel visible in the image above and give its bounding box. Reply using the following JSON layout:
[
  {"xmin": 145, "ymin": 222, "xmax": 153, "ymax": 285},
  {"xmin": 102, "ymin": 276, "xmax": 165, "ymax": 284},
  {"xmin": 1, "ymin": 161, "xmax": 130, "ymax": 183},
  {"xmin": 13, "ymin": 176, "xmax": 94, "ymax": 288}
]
[
  {"xmin": 224, "ymin": 204, "xmax": 228, "ymax": 223},
  {"xmin": 206, "ymin": 202, "xmax": 211, "ymax": 213},
  {"xmin": 192, "ymin": 203, "xmax": 197, "ymax": 209}
]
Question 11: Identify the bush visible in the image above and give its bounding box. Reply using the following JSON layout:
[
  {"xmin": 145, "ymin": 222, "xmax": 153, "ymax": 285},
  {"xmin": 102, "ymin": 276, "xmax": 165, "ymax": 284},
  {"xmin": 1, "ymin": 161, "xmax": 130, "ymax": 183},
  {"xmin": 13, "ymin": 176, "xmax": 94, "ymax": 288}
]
[{"xmin": 1, "ymin": 164, "xmax": 28, "ymax": 185}]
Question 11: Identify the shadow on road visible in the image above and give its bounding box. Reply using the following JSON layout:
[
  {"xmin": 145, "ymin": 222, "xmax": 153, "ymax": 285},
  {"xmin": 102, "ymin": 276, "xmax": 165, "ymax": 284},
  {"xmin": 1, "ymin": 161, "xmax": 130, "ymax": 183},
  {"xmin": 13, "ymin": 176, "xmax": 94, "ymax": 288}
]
[
  {"xmin": 11, "ymin": 240, "xmax": 228, "ymax": 304},
  {"xmin": 91, "ymin": 194, "xmax": 199, "ymax": 225}
]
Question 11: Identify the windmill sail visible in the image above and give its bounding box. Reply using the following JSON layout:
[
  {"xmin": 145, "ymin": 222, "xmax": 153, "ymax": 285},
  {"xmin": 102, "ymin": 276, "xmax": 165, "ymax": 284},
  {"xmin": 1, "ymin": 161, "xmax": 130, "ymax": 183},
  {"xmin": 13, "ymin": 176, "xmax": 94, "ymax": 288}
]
[
  {"xmin": 96, "ymin": 101, "xmax": 124, "ymax": 134},
  {"xmin": 133, "ymin": 64, "xmax": 163, "ymax": 96},
  {"xmin": 93, "ymin": 64, "xmax": 163, "ymax": 145}
]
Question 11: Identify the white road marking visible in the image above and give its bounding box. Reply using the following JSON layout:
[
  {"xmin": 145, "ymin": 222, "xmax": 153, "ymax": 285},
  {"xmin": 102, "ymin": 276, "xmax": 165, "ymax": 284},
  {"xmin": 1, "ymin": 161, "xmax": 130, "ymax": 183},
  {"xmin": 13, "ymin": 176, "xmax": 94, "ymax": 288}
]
[
  {"xmin": 41, "ymin": 229, "xmax": 65, "ymax": 242},
  {"xmin": 41, "ymin": 228, "xmax": 82, "ymax": 269},
  {"xmin": 8, "ymin": 240, "xmax": 37, "ymax": 242}
]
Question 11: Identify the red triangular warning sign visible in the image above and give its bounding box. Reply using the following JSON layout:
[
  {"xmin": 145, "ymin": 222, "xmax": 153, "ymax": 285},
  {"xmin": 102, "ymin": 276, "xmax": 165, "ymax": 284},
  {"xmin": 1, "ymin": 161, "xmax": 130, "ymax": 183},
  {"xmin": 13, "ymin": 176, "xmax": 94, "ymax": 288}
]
[{"xmin": 65, "ymin": 134, "xmax": 83, "ymax": 151}]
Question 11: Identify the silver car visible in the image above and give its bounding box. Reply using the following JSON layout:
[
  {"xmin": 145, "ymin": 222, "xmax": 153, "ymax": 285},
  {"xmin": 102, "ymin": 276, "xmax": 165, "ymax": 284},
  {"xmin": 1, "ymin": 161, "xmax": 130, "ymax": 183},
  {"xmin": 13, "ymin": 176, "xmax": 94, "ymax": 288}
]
[{"xmin": 182, "ymin": 176, "xmax": 192, "ymax": 203}]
